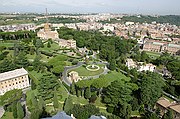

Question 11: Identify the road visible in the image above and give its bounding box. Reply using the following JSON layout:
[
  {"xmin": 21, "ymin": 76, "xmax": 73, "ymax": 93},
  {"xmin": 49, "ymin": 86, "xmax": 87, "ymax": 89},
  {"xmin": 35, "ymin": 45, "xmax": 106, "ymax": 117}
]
[
  {"xmin": 0, "ymin": 106, "xmax": 5, "ymax": 118},
  {"xmin": 62, "ymin": 61, "xmax": 109, "ymax": 86},
  {"xmin": 62, "ymin": 62, "xmax": 84, "ymax": 86}
]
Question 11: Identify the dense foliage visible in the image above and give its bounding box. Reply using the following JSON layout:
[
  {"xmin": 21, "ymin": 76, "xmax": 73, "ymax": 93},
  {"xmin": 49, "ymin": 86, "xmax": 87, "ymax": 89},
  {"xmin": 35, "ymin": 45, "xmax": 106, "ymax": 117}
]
[{"xmin": 37, "ymin": 74, "xmax": 60, "ymax": 100}]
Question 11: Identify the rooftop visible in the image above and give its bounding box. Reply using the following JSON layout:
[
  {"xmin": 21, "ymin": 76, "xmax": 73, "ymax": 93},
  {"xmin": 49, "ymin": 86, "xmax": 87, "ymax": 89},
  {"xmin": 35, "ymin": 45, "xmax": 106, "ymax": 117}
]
[
  {"xmin": 169, "ymin": 104, "xmax": 180, "ymax": 113},
  {"xmin": 157, "ymin": 97, "xmax": 172, "ymax": 108},
  {"xmin": 0, "ymin": 68, "xmax": 28, "ymax": 82}
]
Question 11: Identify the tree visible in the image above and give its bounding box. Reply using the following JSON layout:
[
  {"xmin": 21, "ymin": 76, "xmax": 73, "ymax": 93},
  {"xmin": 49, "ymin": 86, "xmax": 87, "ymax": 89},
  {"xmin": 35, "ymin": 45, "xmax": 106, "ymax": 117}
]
[
  {"xmin": 64, "ymin": 96, "xmax": 73, "ymax": 113},
  {"xmin": 30, "ymin": 109, "xmax": 40, "ymax": 119},
  {"xmin": 38, "ymin": 96, "xmax": 45, "ymax": 111},
  {"xmin": 103, "ymin": 80, "xmax": 138, "ymax": 116},
  {"xmin": 1, "ymin": 89, "xmax": 22, "ymax": 107},
  {"xmin": 84, "ymin": 87, "xmax": 91, "ymax": 99},
  {"xmin": 109, "ymin": 59, "xmax": 116, "ymax": 70},
  {"xmin": 162, "ymin": 109, "xmax": 173, "ymax": 119},
  {"xmin": 117, "ymin": 103, "xmax": 131, "ymax": 119},
  {"xmin": 31, "ymin": 92, "xmax": 38, "ymax": 108},
  {"xmin": 51, "ymin": 65, "xmax": 64, "ymax": 76},
  {"xmin": 53, "ymin": 93, "xmax": 59, "ymax": 109},
  {"xmin": 70, "ymin": 81, "xmax": 76, "ymax": 95},
  {"xmin": 47, "ymin": 41, "xmax": 51, "ymax": 48},
  {"xmin": 17, "ymin": 101, "xmax": 24, "ymax": 119},
  {"xmin": 0, "ymin": 46, "xmax": 6, "ymax": 52},
  {"xmin": 35, "ymin": 39, "xmax": 43, "ymax": 49},
  {"xmin": 37, "ymin": 74, "xmax": 60, "ymax": 100},
  {"xmin": 12, "ymin": 102, "xmax": 18, "ymax": 118},
  {"xmin": 140, "ymin": 72, "xmax": 165, "ymax": 108}
]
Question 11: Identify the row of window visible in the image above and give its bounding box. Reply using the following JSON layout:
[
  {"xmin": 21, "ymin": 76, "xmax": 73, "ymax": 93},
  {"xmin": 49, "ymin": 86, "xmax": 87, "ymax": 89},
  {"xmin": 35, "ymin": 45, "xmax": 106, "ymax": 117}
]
[
  {"xmin": 0, "ymin": 84, "xmax": 29, "ymax": 95},
  {"xmin": 1, "ymin": 77, "xmax": 27, "ymax": 85},
  {"xmin": 0, "ymin": 80, "xmax": 28, "ymax": 89}
]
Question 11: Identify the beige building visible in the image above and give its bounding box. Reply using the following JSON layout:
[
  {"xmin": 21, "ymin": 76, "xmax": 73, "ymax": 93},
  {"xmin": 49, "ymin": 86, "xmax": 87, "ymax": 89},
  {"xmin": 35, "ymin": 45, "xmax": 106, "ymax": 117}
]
[
  {"xmin": 68, "ymin": 71, "xmax": 82, "ymax": 83},
  {"xmin": 37, "ymin": 23, "xmax": 59, "ymax": 40},
  {"xmin": 55, "ymin": 39, "xmax": 76, "ymax": 49},
  {"xmin": 0, "ymin": 68, "xmax": 30, "ymax": 95},
  {"xmin": 143, "ymin": 40, "xmax": 180, "ymax": 54},
  {"xmin": 156, "ymin": 97, "xmax": 180, "ymax": 119}
]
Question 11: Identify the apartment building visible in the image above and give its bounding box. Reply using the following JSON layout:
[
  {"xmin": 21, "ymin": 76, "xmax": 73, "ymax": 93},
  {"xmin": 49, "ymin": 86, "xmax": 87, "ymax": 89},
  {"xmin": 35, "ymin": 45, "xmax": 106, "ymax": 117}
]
[{"xmin": 0, "ymin": 68, "xmax": 30, "ymax": 95}]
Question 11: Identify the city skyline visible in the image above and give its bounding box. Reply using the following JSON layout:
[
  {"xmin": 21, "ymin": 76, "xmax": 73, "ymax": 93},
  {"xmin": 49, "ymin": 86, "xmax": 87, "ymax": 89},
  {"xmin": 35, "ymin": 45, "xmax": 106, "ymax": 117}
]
[{"xmin": 0, "ymin": 0, "xmax": 180, "ymax": 15}]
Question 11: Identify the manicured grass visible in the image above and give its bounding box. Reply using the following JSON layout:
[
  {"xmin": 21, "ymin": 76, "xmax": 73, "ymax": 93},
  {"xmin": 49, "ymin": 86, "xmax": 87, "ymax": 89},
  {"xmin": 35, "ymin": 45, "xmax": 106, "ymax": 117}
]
[
  {"xmin": 103, "ymin": 71, "xmax": 131, "ymax": 83},
  {"xmin": 146, "ymin": 51, "xmax": 160, "ymax": 59},
  {"xmin": 0, "ymin": 42, "xmax": 14, "ymax": 47},
  {"xmin": 26, "ymin": 54, "xmax": 53, "ymax": 62},
  {"xmin": 1, "ymin": 112, "xmax": 14, "ymax": 119},
  {"xmin": 131, "ymin": 111, "xmax": 140, "ymax": 116},
  {"xmin": 71, "ymin": 95, "xmax": 89, "ymax": 105},
  {"xmin": 69, "ymin": 65, "xmax": 104, "ymax": 76},
  {"xmin": 28, "ymin": 70, "xmax": 48, "ymax": 84},
  {"xmin": 94, "ymin": 97, "xmax": 106, "ymax": 108},
  {"xmin": 58, "ymin": 85, "xmax": 69, "ymax": 101},
  {"xmin": 40, "ymin": 42, "xmax": 60, "ymax": 53},
  {"xmin": 26, "ymin": 89, "xmax": 38, "ymax": 106}
]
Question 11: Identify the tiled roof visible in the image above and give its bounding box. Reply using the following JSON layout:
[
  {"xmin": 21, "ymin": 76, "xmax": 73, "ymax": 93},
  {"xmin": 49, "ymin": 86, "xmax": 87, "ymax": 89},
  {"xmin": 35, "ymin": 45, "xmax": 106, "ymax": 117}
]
[{"xmin": 0, "ymin": 68, "xmax": 28, "ymax": 82}]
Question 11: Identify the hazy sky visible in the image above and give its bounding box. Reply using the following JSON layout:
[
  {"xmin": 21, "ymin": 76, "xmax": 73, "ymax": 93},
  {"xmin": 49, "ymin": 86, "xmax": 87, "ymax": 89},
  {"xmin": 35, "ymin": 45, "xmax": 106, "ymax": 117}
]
[{"xmin": 0, "ymin": 0, "xmax": 180, "ymax": 15}]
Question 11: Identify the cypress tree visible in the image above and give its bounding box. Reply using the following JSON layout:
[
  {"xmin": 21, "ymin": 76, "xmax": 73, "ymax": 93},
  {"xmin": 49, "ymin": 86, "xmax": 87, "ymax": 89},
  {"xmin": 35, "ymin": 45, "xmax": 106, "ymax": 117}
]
[
  {"xmin": 12, "ymin": 102, "xmax": 17, "ymax": 118},
  {"xmin": 84, "ymin": 87, "xmax": 91, "ymax": 99},
  {"xmin": 64, "ymin": 96, "xmax": 73, "ymax": 113},
  {"xmin": 70, "ymin": 81, "xmax": 76, "ymax": 95},
  {"xmin": 17, "ymin": 102, "xmax": 24, "ymax": 119},
  {"xmin": 53, "ymin": 93, "xmax": 59, "ymax": 109}
]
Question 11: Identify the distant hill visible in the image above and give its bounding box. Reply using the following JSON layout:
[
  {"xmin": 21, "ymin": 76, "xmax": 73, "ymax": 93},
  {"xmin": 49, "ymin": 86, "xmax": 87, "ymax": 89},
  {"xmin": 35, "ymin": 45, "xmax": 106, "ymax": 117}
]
[{"xmin": 121, "ymin": 15, "xmax": 180, "ymax": 26}]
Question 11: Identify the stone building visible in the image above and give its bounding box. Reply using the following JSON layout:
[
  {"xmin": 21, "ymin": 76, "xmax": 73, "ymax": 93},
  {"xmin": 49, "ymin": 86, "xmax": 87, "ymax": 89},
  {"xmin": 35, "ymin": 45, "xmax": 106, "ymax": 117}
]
[
  {"xmin": 0, "ymin": 68, "xmax": 30, "ymax": 95},
  {"xmin": 68, "ymin": 71, "xmax": 82, "ymax": 83},
  {"xmin": 143, "ymin": 40, "xmax": 180, "ymax": 54},
  {"xmin": 156, "ymin": 97, "xmax": 180, "ymax": 119},
  {"xmin": 55, "ymin": 39, "xmax": 76, "ymax": 49},
  {"xmin": 37, "ymin": 23, "xmax": 59, "ymax": 40}
]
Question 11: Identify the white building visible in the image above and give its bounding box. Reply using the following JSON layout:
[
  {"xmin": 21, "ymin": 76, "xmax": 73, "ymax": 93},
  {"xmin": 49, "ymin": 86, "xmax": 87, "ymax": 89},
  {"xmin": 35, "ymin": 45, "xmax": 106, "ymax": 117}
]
[
  {"xmin": 0, "ymin": 68, "xmax": 30, "ymax": 95},
  {"xmin": 126, "ymin": 58, "xmax": 156, "ymax": 72},
  {"xmin": 55, "ymin": 39, "xmax": 76, "ymax": 49}
]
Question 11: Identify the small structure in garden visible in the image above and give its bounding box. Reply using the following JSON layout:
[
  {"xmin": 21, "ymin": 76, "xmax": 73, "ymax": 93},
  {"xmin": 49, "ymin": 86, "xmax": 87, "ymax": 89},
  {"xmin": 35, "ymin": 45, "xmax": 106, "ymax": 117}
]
[
  {"xmin": 68, "ymin": 71, "xmax": 82, "ymax": 83},
  {"xmin": 86, "ymin": 64, "xmax": 100, "ymax": 72}
]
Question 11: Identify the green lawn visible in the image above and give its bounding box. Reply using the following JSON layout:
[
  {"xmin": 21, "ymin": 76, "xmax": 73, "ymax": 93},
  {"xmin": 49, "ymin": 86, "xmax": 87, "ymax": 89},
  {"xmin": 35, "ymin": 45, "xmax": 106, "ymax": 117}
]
[
  {"xmin": 103, "ymin": 71, "xmax": 131, "ymax": 83},
  {"xmin": 28, "ymin": 70, "xmax": 48, "ymax": 84},
  {"xmin": 131, "ymin": 110, "xmax": 140, "ymax": 116},
  {"xmin": 1, "ymin": 112, "xmax": 14, "ymax": 119},
  {"xmin": 146, "ymin": 51, "xmax": 160, "ymax": 59},
  {"xmin": 69, "ymin": 65, "xmax": 105, "ymax": 76},
  {"xmin": 40, "ymin": 42, "xmax": 60, "ymax": 53},
  {"xmin": 26, "ymin": 54, "xmax": 53, "ymax": 62},
  {"xmin": 71, "ymin": 95, "xmax": 89, "ymax": 105},
  {"xmin": 0, "ymin": 42, "xmax": 14, "ymax": 47}
]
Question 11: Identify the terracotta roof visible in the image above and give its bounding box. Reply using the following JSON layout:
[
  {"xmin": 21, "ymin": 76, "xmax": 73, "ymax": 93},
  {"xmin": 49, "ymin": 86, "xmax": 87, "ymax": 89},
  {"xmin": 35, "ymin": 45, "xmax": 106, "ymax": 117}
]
[
  {"xmin": 157, "ymin": 97, "xmax": 172, "ymax": 108},
  {"xmin": 0, "ymin": 68, "xmax": 28, "ymax": 82},
  {"xmin": 169, "ymin": 104, "xmax": 180, "ymax": 113}
]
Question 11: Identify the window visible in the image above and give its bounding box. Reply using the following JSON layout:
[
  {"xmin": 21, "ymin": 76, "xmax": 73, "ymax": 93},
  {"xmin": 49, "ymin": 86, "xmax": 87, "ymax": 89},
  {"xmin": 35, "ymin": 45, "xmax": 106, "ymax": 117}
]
[
  {"xmin": 1, "ymin": 82, "xmax": 3, "ymax": 85},
  {"xmin": 19, "ymin": 81, "xmax": 21, "ymax": 83},
  {"xmin": 9, "ymin": 84, "xmax": 11, "ymax": 86},
  {"xmin": 16, "ymin": 82, "xmax": 18, "ymax": 84},
  {"xmin": 15, "ymin": 79, "xmax": 17, "ymax": 81}
]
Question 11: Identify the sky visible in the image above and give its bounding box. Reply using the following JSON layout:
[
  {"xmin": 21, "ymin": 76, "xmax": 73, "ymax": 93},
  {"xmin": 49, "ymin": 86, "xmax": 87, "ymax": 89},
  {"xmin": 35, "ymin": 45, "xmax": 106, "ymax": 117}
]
[{"xmin": 0, "ymin": 0, "xmax": 180, "ymax": 15}]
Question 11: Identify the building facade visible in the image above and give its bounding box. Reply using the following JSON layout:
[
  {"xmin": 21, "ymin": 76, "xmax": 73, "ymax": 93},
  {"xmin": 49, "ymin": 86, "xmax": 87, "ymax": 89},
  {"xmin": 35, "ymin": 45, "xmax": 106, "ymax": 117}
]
[
  {"xmin": 55, "ymin": 39, "xmax": 76, "ymax": 49},
  {"xmin": 143, "ymin": 40, "xmax": 180, "ymax": 54},
  {"xmin": 156, "ymin": 97, "xmax": 180, "ymax": 119},
  {"xmin": 37, "ymin": 23, "xmax": 59, "ymax": 40},
  {"xmin": 0, "ymin": 68, "xmax": 30, "ymax": 95}
]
